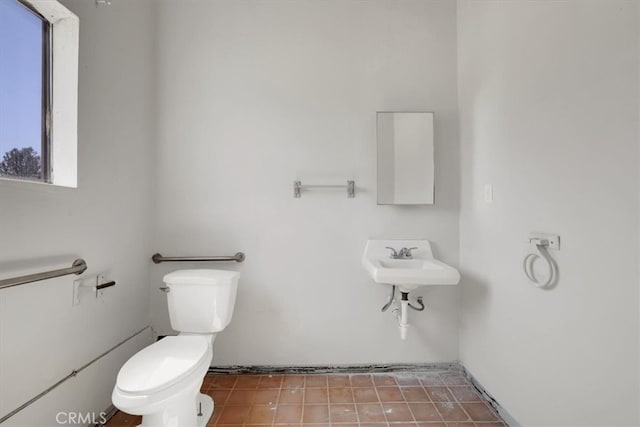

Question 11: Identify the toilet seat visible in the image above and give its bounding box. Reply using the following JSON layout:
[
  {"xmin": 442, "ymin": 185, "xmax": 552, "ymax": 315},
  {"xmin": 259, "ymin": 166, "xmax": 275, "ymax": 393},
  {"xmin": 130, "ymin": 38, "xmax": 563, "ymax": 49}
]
[{"xmin": 116, "ymin": 335, "xmax": 209, "ymax": 395}]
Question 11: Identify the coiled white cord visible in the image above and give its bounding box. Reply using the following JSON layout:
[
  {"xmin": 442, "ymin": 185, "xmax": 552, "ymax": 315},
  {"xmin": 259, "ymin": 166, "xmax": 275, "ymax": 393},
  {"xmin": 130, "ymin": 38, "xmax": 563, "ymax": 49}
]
[{"xmin": 523, "ymin": 239, "xmax": 558, "ymax": 288}]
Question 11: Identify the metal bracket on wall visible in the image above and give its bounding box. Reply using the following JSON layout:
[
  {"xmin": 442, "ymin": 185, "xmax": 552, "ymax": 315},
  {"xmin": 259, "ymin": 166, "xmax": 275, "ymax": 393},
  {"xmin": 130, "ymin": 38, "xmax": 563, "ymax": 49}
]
[{"xmin": 95, "ymin": 0, "xmax": 111, "ymax": 7}]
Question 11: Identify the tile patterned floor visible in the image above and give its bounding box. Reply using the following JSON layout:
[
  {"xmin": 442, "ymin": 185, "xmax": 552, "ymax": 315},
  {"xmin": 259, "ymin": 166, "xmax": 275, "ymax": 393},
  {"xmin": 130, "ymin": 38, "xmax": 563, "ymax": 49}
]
[{"xmin": 105, "ymin": 372, "xmax": 507, "ymax": 427}]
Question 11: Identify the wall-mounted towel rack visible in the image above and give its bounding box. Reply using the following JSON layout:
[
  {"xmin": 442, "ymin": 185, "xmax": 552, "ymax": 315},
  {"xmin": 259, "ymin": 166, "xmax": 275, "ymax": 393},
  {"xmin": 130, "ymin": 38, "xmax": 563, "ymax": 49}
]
[
  {"xmin": 294, "ymin": 180, "xmax": 355, "ymax": 198},
  {"xmin": 151, "ymin": 253, "xmax": 245, "ymax": 264},
  {"xmin": 0, "ymin": 259, "xmax": 88, "ymax": 290}
]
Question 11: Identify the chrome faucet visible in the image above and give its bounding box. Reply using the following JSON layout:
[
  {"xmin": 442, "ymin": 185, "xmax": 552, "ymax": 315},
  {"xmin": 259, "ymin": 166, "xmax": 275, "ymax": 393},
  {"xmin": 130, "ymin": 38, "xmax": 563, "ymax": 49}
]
[
  {"xmin": 385, "ymin": 247, "xmax": 399, "ymax": 259},
  {"xmin": 398, "ymin": 247, "xmax": 417, "ymax": 259},
  {"xmin": 386, "ymin": 247, "xmax": 417, "ymax": 259}
]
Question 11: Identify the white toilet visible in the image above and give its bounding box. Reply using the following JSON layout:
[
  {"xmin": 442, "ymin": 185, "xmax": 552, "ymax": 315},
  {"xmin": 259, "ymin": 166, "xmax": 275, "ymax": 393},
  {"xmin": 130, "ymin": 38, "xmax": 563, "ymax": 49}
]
[{"xmin": 112, "ymin": 269, "xmax": 239, "ymax": 427}]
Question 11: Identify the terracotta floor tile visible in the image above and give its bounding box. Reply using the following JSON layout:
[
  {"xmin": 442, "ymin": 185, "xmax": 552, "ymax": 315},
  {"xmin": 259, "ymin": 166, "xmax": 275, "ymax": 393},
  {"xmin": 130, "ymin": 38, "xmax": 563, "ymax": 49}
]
[
  {"xmin": 382, "ymin": 402, "xmax": 414, "ymax": 422},
  {"xmin": 274, "ymin": 405, "xmax": 303, "ymax": 424},
  {"xmin": 377, "ymin": 386, "xmax": 404, "ymax": 402},
  {"xmin": 439, "ymin": 373, "xmax": 468, "ymax": 387},
  {"xmin": 425, "ymin": 387, "xmax": 455, "ymax": 402},
  {"xmin": 211, "ymin": 405, "xmax": 224, "ymax": 424},
  {"xmin": 400, "ymin": 386, "xmax": 430, "ymax": 402},
  {"xmin": 236, "ymin": 375, "xmax": 262, "ymax": 389},
  {"xmin": 328, "ymin": 374, "xmax": 351, "ymax": 388},
  {"xmin": 418, "ymin": 374, "xmax": 445, "ymax": 386},
  {"xmin": 448, "ymin": 387, "xmax": 481, "ymax": 402},
  {"xmin": 408, "ymin": 402, "xmax": 443, "ymax": 422},
  {"xmin": 202, "ymin": 375, "xmax": 217, "ymax": 387},
  {"xmin": 350, "ymin": 374, "xmax": 374, "ymax": 387},
  {"xmin": 207, "ymin": 388, "xmax": 231, "ymax": 405},
  {"xmin": 460, "ymin": 402, "xmax": 499, "ymax": 422},
  {"xmin": 105, "ymin": 411, "xmax": 140, "ymax": 426},
  {"xmin": 280, "ymin": 388, "xmax": 305, "ymax": 404},
  {"xmin": 434, "ymin": 402, "xmax": 469, "ymax": 422},
  {"xmin": 259, "ymin": 375, "xmax": 284, "ymax": 389},
  {"xmin": 254, "ymin": 389, "xmax": 280, "ymax": 405},
  {"xmin": 353, "ymin": 387, "xmax": 379, "ymax": 403},
  {"xmin": 302, "ymin": 405, "xmax": 330, "ymax": 423},
  {"xmin": 246, "ymin": 405, "xmax": 277, "ymax": 424},
  {"xmin": 282, "ymin": 375, "xmax": 305, "ymax": 388},
  {"xmin": 227, "ymin": 389, "xmax": 256, "ymax": 405},
  {"xmin": 394, "ymin": 374, "xmax": 422, "ymax": 386},
  {"xmin": 208, "ymin": 375, "xmax": 238, "ymax": 389},
  {"xmin": 356, "ymin": 403, "xmax": 386, "ymax": 423},
  {"xmin": 373, "ymin": 374, "xmax": 397, "ymax": 386},
  {"xmin": 305, "ymin": 388, "xmax": 329, "ymax": 404},
  {"xmin": 330, "ymin": 403, "xmax": 358, "ymax": 423},
  {"xmin": 106, "ymin": 372, "xmax": 506, "ymax": 427},
  {"xmin": 305, "ymin": 375, "xmax": 328, "ymax": 388},
  {"xmin": 329, "ymin": 387, "xmax": 354, "ymax": 403},
  {"xmin": 218, "ymin": 405, "xmax": 251, "ymax": 424}
]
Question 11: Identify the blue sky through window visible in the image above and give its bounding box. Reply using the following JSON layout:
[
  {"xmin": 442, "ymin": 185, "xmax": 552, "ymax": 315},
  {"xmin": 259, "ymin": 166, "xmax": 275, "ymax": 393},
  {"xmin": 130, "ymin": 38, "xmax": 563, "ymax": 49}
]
[{"xmin": 0, "ymin": 0, "xmax": 44, "ymax": 160}]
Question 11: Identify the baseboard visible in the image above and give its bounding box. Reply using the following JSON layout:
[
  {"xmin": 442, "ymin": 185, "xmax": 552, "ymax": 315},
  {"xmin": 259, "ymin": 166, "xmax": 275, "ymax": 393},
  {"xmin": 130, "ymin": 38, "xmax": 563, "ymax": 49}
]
[
  {"xmin": 208, "ymin": 362, "xmax": 461, "ymax": 374},
  {"xmin": 461, "ymin": 366, "xmax": 520, "ymax": 427}
]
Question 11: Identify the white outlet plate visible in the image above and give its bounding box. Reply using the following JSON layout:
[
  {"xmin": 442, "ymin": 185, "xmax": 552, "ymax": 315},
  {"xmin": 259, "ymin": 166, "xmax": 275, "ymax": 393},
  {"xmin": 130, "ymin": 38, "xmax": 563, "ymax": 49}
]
[{"xmin": 529, "ymin": 232, "xmax": 560, "ymax": 250}]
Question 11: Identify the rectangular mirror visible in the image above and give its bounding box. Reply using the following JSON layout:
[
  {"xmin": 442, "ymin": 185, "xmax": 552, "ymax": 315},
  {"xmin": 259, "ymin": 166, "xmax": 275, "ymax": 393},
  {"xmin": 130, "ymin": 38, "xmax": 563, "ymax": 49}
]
[{"xmin": 377, "ymin": 112, "xmax": 434, "ymax": 205}]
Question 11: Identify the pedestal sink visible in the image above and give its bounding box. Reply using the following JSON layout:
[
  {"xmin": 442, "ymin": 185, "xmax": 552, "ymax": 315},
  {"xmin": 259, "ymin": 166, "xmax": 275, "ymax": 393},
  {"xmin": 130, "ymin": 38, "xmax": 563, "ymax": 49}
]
[{"xmin": 362, "ymin": 239, "xmax": 460, "ymax": 291}]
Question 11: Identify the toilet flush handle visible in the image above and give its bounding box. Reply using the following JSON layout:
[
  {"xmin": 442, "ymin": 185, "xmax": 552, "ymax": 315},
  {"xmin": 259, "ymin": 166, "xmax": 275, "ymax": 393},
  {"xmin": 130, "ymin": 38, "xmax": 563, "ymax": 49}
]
[{"xmin": 159, "ymin": 286, "xmax": 170, "ymax": 293}]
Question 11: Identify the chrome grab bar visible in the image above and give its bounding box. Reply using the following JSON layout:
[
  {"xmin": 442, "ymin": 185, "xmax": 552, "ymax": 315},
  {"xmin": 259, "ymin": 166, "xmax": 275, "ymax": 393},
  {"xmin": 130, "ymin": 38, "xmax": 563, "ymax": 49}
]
[
  {"xmin": 0, "ymin": 259, "xmax": 88, "ymax": 290},
  {"xmin": 151, "ymin": 252, "xmax": 245, "ymax": 264}
]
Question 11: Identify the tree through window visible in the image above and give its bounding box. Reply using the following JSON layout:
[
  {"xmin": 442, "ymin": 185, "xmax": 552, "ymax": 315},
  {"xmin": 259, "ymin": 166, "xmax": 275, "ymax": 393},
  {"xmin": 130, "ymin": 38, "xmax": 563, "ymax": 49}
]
[{"xmin": 0, "ymin": 0, "xmax": 50, "ymax": 182}]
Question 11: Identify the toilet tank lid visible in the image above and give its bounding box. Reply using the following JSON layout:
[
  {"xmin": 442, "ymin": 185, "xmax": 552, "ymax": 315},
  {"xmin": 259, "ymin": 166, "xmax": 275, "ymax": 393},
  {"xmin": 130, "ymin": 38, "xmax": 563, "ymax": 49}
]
[
  {"xmin": 116, "ymin": 336, "xmax": 209, "ymax": 394},
  {"xmin": 163, "ymin": 269, "xmax": 240, "ymax": 285}
]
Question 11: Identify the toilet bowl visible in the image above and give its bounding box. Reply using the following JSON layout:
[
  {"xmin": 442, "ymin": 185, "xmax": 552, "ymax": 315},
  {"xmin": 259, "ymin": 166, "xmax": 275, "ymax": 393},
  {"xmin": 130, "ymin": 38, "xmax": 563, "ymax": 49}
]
[
  {"xmin": 112, "ymin": 270, "xmax": 239, "ymax": 427},
  {"xmin": 112, "ymin": 335, "xmax": 213, "ymax": 426}
]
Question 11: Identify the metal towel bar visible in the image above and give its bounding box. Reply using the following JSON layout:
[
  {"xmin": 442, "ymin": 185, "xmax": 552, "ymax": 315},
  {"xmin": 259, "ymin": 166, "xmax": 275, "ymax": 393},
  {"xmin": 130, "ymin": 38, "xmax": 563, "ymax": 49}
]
[
  {"xmin": 151, "ymin": 253, "xmax": 245, "ymax": 264},
  {"xmin": 294, "ymin": 180, "xmax": 355, "ymax": 198},
  {"xmin": 0, "ymin": 259, "xmax": 87, "ymax": 290}
]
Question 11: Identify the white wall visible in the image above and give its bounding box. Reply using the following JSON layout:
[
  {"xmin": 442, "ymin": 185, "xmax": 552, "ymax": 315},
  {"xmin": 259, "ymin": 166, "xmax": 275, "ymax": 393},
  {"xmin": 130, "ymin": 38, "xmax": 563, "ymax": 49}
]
[
  {"xmin": 152, "ymin": 0, "xmax": 460, "ymax": 365},
  {"xmin": 457, "ymin": 1, "xmax": 640, "ymax": 426},
  {"xmin": 0, "ymin": 0, "xmax": 155, "ymax": 425}
]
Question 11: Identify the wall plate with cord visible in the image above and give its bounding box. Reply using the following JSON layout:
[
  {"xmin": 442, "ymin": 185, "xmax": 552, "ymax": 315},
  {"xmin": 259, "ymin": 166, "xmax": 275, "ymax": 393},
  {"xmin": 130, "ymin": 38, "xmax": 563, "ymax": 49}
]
[{"xmin": 529, "ymin": 232, "xmax": 560, "ymax": 250}]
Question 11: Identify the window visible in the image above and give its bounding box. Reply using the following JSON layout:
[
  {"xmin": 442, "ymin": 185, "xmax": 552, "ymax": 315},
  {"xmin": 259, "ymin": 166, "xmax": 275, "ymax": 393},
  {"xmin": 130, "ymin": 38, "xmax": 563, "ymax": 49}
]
[
  {"xmin": 0, "ymin": 0, "xmax": 78, "ymax": 187},
  {"xmin": 0, "ymin": 0, "xmax": 50, "ymax": 182}
]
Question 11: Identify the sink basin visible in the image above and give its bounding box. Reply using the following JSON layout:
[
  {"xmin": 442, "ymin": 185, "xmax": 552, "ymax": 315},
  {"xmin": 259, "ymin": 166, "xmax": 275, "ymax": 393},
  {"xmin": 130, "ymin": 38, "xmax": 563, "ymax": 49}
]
[{"xmin": 362, "ymin": 239, "xmax": 460, "ymax": 291}]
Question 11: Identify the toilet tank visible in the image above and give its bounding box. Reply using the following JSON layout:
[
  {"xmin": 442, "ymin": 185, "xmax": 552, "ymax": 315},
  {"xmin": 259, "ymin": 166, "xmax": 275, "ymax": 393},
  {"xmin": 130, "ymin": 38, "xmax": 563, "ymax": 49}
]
[{"xmin": 163, "ymin": 269, "xmax": 239, "ymax": 333}]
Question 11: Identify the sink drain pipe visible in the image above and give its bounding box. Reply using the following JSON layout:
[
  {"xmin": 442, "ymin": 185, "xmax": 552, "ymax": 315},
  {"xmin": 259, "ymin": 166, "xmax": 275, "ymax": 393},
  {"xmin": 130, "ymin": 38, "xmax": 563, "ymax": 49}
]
[
  {"xmin": 392, "ymin": 292, "xmax": 410, "ymax": 340},
  {"xmin": 386, "ymin": 290, "xmax": 425, "ymax": 340},
  {"xmin": 381, "ymin": 285, "xmax": 424, "ymax": 340}
]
